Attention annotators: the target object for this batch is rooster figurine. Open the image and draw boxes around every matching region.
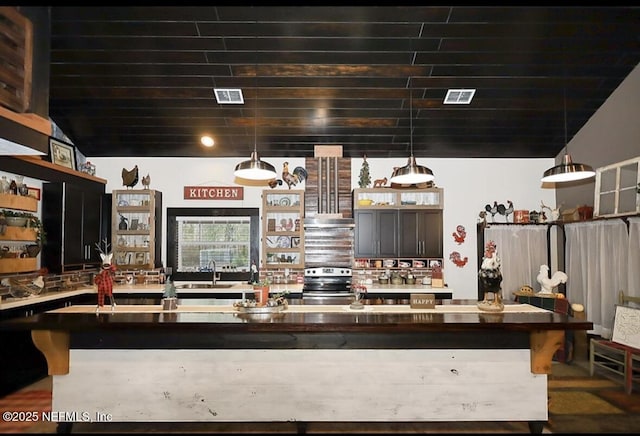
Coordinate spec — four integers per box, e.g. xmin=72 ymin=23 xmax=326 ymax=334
xmin=282 ymin=162 xmax=307 ymax=189
xmin=536 ymin=264 xmax=568 ymax=295
xmin=484 ymin=201 xmax=499 ymax=222
xmin=121 ymin=165 xmax=139 ymax=189
xmin=268 ymin=178 xmax=283 ymax=189
xmin=141 ymin=173 xmax=151 ymax=189
xmin=503 ymin=200 xmax=514 ymax=222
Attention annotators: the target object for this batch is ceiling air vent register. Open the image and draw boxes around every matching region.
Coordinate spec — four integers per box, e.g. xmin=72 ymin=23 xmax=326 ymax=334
xmin=444 ymin=89 xmax=476 ymax=105
xmin=214 ymin=89 xmax=244 ymax=104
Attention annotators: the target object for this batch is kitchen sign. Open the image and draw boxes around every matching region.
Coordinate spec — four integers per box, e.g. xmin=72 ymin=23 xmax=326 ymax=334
xmin=183 ymin=186 xmax=244 ymax=200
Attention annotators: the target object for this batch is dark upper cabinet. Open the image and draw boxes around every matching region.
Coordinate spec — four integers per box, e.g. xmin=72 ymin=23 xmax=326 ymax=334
xmin=42 ymin=182 xmax=107 ymax=273
xmin=354 ymin=210 xmax=398 ymax=258
xmin=398 ymin=210 xmax=443 ymax=258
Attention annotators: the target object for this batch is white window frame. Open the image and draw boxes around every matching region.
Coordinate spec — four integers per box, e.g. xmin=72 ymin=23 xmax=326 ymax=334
xmin=594 ymin=156 xmax=640 ymax=218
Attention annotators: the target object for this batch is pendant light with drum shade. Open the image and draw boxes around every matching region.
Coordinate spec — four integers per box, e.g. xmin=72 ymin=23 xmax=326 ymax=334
xmin=389 ymin=86 xmax=434 ymax=185
xmin=541 ymin=88 xmax=595 ymax=183
xmin=234 ymin=75 xmax=277 ymax=181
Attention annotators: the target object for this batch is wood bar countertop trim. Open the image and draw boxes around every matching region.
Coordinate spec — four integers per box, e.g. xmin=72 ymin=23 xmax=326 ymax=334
xmin=0 ymin=300 xmax=593 ymax=333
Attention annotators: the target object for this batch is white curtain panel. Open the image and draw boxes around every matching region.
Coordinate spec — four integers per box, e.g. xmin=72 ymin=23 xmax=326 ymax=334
xmin=565 ymin=219 xmax=629 ymax=338
xmin=628 ymin=217 xmax=640 ymax=301
xmin=484 ymin=225 xmax=548 ymax=300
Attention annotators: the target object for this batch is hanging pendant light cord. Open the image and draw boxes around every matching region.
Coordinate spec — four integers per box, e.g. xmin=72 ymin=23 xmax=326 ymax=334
xmin=563 ymin=87 xmax=568 ymax=154
xmin=409 ymin=89 xmax=413 ymax=156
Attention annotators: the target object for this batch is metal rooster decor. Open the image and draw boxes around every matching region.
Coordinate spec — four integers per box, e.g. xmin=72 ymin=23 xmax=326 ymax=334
xmin=281 ymin=162 xmax=307 ymax=189
xmin=484 ymin=201 xmax=499 ymax=222
xmin=141 ymin=173 xmax=151 ymax=189
xmin=121 ymin=165 xmax=139 ymax=189
xmin=484 ymin=200 xmax=514 ymax=222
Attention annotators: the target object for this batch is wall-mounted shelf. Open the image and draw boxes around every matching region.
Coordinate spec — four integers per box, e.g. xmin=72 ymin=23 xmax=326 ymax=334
xmin=0 ymin=193 xmax=38 ymax=212
xmin=0 ymin=156 xmax=106 ymax=189
xmin=0 ymin=257 xmax=37 ymax=274
xmin=0 ymin=192 xmax=39 ymax=274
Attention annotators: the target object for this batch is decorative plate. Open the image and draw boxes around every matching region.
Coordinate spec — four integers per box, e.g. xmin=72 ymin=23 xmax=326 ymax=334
xmin=279 ymin=197 xmax=291 ymax=206
xmin=276 ymin=235 xmax=291 ymax=248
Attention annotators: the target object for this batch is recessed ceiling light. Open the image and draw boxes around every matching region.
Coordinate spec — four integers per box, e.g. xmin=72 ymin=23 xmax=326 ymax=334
xmin=200 ymin=135 xmax=215 ymax=147
xmin=213 ymin=88 xmax=244 ymax=104
xmin=444 ymin=89 xmax=476 ymax=104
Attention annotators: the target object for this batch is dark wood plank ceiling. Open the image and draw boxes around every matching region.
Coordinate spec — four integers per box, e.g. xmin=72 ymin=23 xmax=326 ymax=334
xmin=47 ymin=6 xmax=640 ymax=159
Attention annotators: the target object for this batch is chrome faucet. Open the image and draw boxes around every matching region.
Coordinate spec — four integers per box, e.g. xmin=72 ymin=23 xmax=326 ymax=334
xmin=208 ymin=259 xmax=221 ymax=285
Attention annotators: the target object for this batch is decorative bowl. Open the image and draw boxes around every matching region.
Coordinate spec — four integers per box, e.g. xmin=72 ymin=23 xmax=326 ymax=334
xmin=5 ymin=217 xmax=27 ymax=227
xmin=358 ymin=199 xmax=373 ymax=206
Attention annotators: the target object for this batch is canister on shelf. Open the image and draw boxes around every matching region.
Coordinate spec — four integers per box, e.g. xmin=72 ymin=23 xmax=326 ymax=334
xmin=514 ymin=210 xmax=529 ymax=223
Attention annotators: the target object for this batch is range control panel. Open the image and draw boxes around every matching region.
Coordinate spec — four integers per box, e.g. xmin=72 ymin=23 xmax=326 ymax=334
xmin=304 ymin=267 xmax=352 ymax=277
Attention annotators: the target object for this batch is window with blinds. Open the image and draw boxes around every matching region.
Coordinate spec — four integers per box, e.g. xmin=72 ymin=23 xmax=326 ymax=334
xmin=175 ymin=217 xmax=251 ymax=273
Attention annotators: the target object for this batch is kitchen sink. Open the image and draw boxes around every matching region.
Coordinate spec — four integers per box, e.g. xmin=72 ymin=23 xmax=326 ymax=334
xmin=176 ymin=283 xmax=235 ymax=289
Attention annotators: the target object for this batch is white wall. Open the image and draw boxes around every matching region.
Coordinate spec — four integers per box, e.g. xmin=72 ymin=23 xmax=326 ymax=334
xmin=555 ymin=62 xmax=640 ymax=209
xmin=91 ymin=156 xmax=556 ymax=299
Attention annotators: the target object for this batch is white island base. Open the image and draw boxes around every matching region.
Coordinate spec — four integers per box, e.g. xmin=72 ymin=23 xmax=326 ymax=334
xmin=53 ymin=348 xmax=547 ymax=423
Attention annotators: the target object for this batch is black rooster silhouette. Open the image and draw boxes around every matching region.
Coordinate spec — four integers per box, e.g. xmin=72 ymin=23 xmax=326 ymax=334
xmin=282 ymin=162 xmax=307 ymax=189
xmin=122 ymin=165 xmax=139 ymax=189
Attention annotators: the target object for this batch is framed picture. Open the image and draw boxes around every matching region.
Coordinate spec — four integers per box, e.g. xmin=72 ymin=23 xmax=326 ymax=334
xmin=49 ymin=138 xmax=77 ymax=170
xmin=135 ymin=252 xmax=146 ymax=265
xmin=130 ymin=219 xmax=139 ymax=230
xmin=27 ymin=186 xmax=41 ymax=200
xmin=291 ymin=236 xmax=301 ymax=248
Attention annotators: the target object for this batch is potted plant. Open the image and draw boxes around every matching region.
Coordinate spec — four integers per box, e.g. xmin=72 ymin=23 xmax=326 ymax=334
xmin=252 ymin=277 xmax=271 ymax=305
xmin=161 ymin=277 xmax=178 ymax=310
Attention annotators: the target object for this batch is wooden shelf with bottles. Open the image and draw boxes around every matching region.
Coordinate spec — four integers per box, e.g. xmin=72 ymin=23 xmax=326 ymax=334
xmin=262 ymin=190 xmax=305 ymax=269
xmin=353 ymin=187 xmax=444 ymax=210
xmin=0 ymin=192 xmax=40 ymax=274
xmin=111 ymin=189 xmax=162 ymax=270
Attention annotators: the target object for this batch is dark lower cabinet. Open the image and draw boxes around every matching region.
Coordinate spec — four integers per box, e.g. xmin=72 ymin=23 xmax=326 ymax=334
xmin=399 ymin=209 xmax=443 ymax=258
xmin=42 ymin=182 xmax=108 ymax=273
xmin=0 ymin=293 xmax=95 ymax=397
xmin=354 ymin=210 xmax=398 ymax=257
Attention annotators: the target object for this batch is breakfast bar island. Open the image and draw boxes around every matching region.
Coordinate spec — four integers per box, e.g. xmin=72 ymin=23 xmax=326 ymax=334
xmin=0 ymin=298 xmax=592 ymax=434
